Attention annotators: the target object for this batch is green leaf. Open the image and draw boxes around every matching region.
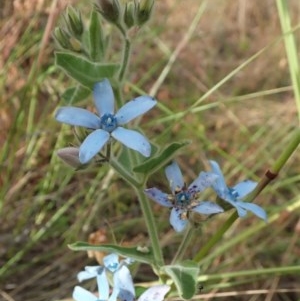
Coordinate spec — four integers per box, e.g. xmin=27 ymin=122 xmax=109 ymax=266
xmin=55 ymin=52 xmax=119 ymax=88
xmin=88 ymin=10 xmax=105 ymax=61
xmin=160 ymin=260 xmax=199 ymax=300
xmin=62 ymin=85 xmax=91 ymax=104
xmin=133 ymin=140 xmax=191 ymax=174
xmin=69 ymin=242 xmax=155 ymax=265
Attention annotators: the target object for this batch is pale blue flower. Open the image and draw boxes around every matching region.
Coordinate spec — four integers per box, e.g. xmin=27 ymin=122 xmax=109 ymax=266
xmin=55 ymin=79 xmax=156 ymax=163
xmin=209 ymin=160 xmax=267 ymax=221
xmin=73 ymin=284 xmax=170 ymax=301
xmin=73 ymin=254 xmax=135 ymax=301
xmin=73 ymin=254 xmax=170 ymax=301
xmin=73 ymin=265 xmax=110 ymax=301
xmin=145 ymin=161 xmax=224 ymax=232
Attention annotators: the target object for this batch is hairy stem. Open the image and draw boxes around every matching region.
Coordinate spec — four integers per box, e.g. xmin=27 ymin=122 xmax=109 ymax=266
xmin=134 ymin=187 xmax=164 ymax=267
xmin=110 ymin=158 xmax=164 ymax=266
xmin=118 ymin=37 xmax=131 ymax=82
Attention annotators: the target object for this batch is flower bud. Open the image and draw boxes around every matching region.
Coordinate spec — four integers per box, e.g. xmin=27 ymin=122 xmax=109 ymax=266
xmin=53 ymin=27 xmax=71 ymax=49
xmin=95 ymin=0 xmax=122 ymax=24
xmin=57 ymin=147 xmax=82 ymax=168
xmin=64 ymin=6 xmax=84 ymax=37
xmin=136 ymin=0 xmax=154 ymax=26
xmin=123 ymin=1 xmax=136 ymax=29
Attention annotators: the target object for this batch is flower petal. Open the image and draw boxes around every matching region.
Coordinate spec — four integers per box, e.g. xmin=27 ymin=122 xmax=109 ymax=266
xmin=237 ymin=202 xmax=267 ymax=221
xmin=113 ymin=266 xmax=135 ymax=301
xmin=209 ymin=160 xmax=229 ymax=199
xmin=55 ymin=107 xmax=100 ymax=129
xmin=115 ymin=96 xmax=157 ymax=125
xmin=72 ymin=286 xmax=97 ymax=301
xmin=235 ymin=204 xmax=248 ymax=217
xmin=165 ymin=161 xmax=184 ymax=193
xmin=103 ymin=253 xmax=119 ymax=272
xmin=170 ymin=208 xmax=188 ymax=232
xmin=192 ymin=201 xmax=224 ymax=215
xmin=233 ymin=180 xmax=257 ymax=199
xmin=138 ymin=285 xmax=170 ymax=301
xmin=77 ymin=266 xmax=101 ymax=282
xmin=96 ymin=269 xmax=110 ymax=300
xmin=111 ymin=127 xmax=151 ymax=157
xmin=93 ymin=79 xmax=115 ymax=116
xmin=79 ymin=129 xmax=110 ymax=163
xmin=144 ymin=188 xmax=173 ymax=208
xmin=108 ymin=286 xmax=120 ymax=301
xmin=188 ymin=172 xmax=218 ymax=194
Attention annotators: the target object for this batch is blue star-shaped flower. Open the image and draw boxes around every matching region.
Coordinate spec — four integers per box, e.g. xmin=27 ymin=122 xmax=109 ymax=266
xmin=55 ymin=79 xmax=157 ymax=163
xmin=73 ymin=254 xmax=135 ymax=301
xmin=209 ymin=160 xmax=267 ymax=221
xmin=145 ymin=161 xmax=224 ymax=232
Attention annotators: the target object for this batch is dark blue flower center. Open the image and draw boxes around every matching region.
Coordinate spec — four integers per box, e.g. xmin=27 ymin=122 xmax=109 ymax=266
xmin=174 ymin=190 xmax=191 ymax=207
xmin=106 ymin=262 xmax=118 ymax=271
xmin=229 ymin=187 xmax=239 ymax=200
xmin=100 ymin=113 xmax=117 ymax=132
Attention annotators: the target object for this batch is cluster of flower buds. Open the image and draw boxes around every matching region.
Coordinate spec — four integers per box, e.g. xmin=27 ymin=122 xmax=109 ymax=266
xmin=95 ymin=0 xmax=155 ymax=30
xmin=53 ymin=6 xmax=84 ymax=52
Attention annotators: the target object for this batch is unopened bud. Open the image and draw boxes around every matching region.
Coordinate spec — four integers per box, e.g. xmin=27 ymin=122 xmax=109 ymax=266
xmin=136 ymin=0 xmax=154 ymax=26
xmin=57 ymin=147 xmax=81 ymax=168
xmin=53 ymin=27 xmax=71 ymax=49
xmin=124 ymin=1 xmax=136 ymax=29
xmin=95 ymin=0 xmax=121 ymax=24
xmin=64 ymin=6 xmax=84 ymax=37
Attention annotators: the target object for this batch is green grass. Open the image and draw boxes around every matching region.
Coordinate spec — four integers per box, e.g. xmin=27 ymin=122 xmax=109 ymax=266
xmin=1 ymin=0 xmax=300 ymax=300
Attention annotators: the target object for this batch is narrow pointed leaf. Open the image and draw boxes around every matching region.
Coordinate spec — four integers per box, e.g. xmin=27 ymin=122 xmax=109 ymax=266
xmin=55 ymin=52 xmax=119 ymax=88
xmin=88 ymin=10 xmax=106 ymax=61
xmin=133 ymin=140 xmax=191 ymax=174
xmin=62 ymin=85 xmax=91 ymax=104
xmin=69 ymin=242 xmax=155 ymax=264
xmin=160 ymin=260 xmax=199 ymax=300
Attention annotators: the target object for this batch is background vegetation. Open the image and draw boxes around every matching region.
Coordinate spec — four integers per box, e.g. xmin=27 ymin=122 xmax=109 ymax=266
xmin=0 ymin=0 xmax=300 ymax=300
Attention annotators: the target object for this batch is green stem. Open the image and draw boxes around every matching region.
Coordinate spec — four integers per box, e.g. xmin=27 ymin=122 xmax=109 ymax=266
xmin=134 ymin=188 xmax=164 ymax=267
xmin=110 ymin=158 xmax=141 ymax=187
xmin=198 ymin=264 xmax=300 ymax=282
xmin=110 ymin=158 xmax=164 ymax=266
xmin=271 ymin=128 xmax=300 ymax=173
xmin=172 ymin=225 xmax=195 ymax=264
xmin=118 ymin=37 xmax=131 ymax=82
xmin=109 ymin=19 xmax=163 ymax=267
xmin=247 ymin=128 xmax=300 ymax=200
xmin=114 ymin=35 xmax=131 ymax=108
